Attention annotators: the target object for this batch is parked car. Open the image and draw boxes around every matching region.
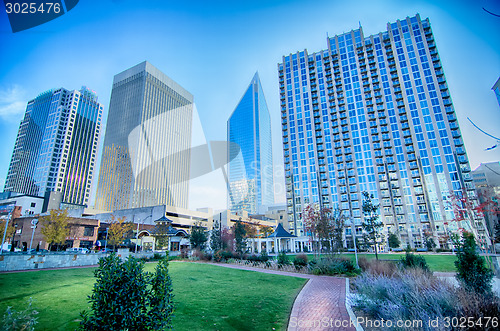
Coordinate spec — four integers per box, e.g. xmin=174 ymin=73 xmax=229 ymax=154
xmin=66 ymin=247 xmax=90 ymax=254
xmin=99 ymin=248 xmax=113 ymax=253
xmin=27 ymin=249 xmax=50 ymax=254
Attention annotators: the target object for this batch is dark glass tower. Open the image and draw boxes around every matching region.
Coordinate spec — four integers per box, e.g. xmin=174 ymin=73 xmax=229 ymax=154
xmin=227 ymin=73 xmax=274 ymax=214
xmin=5 ymin=87 xmax=103 ymax=206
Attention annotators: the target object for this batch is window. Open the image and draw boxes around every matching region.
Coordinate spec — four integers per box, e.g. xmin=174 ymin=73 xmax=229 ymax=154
xmin=83 ymin=227 xmax=94 ymax=237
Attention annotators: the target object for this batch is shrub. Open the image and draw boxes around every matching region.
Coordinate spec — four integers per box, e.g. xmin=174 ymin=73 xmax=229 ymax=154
xmin=310 ymin=257 xmax=358 ymax=276
xmin=277 ymin=251 xmax=290 ymax=267
xmin=213 ymin=250 xmax=224 ymax=262
xmin=454 ymin=288 xmax=500 ymax=330
xmin=454 ymin=231 xmax=494 ymax=294
xmin=355 ymin=269 xmax=456 ymax=330
xmin=358 ymin=257 xmax=397 ymax=277
xmin=259 ymin=251 xmax=270 ymax=262
xmin=293 ymin=253 xmax=308 ymax=270
xmin=190 ymin=249 xmax=204 ymax=261
xmin=400 ymin=250 xmax=429 ymax=272
xmin=179 ymin=248 xmax=189 ymax=259
xmin=80 ymin=253 xmax=174 ymax=330
xmin=1 ymin=298 xmax=38 ymax=331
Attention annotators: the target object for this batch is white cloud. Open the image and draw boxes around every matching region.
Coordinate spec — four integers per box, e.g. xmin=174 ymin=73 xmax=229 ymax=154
xmin=0 ymin=85 xmax=27 ymax=121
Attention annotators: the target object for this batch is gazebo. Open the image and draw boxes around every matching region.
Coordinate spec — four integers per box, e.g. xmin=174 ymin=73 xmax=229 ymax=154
xmin=250 ymin=224 xmax=312 ymax=254
xmin=149 ymin=215 xmax=189 ymax=252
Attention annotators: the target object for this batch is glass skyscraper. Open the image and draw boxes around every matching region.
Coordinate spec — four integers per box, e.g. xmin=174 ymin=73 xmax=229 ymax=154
xmin=493 ymin=77 xmax=500 ymax=108
xmin=95 ymin=61 xmax=193 ymax=211
xmin=227 ymin=73 xmax=274 ymax=214
xmin=5 ymin=87 xmax=103 ymax=206
xmin=279 ymin=14 xmax=487 ymax=248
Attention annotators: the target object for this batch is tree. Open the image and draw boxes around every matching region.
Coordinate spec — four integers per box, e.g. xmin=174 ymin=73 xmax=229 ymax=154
xmin=107 ymin=216 xmax=133 ymax=251
xmin=447 ymin=188 xmax=496 ymax=250
xmin=233 ymin=220 xmax=247 ymax=254
xmin=260 ymin=225 xmax=274 ymax=238
xmin=454 ymin=231 xmax=494 ymax=295
xmin=40 ymin=209 xmax=70 ymax=251
xmin=361 ymin=191 xmax=383 ymax=260
xmin=80 ymin=254 xmax=174 ymax=330
xmin=210 ymin=220 xmax=222 ymax=251
xmin=388 ymin=232 xmax=400 ymax=249
xmin=190 ymin=221 xmax=207 ymax=250
xmin=0 ymin=218 xmax=15 ymax=247
xmin=303 ymin=204 xmax=345 ymax=255
xmin=423 ymin=230 xmax=436 ymax=251
xmin=221 ymin=227 xmax=234 ymax=251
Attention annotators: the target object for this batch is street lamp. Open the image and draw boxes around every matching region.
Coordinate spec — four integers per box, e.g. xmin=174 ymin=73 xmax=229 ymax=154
xmin=29 ymin=219 xmax=38 ymax=252
xmin=1 ymin=215 xmax=11 ymax=254
xmin=135 ymin=215 xmax=152 ymax=253
xmin=11 ymin=223 xmax=18 ymax=252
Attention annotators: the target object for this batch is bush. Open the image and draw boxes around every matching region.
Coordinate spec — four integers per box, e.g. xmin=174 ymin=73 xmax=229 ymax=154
xmin=277 ymin=251 xmax=290 ymax=267
xmin=400 ymin=250 xmax=429 ymax=272
xmin=293 ymin=253 xmax=308 ymax=270
xmin=1 ymin=298 xmax=38 ymax=331
xmin=355 ymin=268 xmax=500 ymax=331
xmin=259 ymin=251 xmax=270 ymax=262
xmin=80 ymin=253 xmax=174 ymax=330
xmin=454 ymin=288 xmax=500 ymax=330
xmin=355 ymin=269 xmax=456 ymax=330
xmin=454 ymin=231 xmax=494 ymax=295
xmin=213 ymin=250 xmax=224 ymax=262
xmin=179 ymin=248 xmax=189 ymax=259
xmin=358 ymin=257 xmax=397 ymax=277
xmin=310 ymin=257 xmax=358 ymax=276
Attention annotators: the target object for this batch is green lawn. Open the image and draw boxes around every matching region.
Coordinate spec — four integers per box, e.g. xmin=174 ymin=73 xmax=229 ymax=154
xmin=0 ymin=262 xmax=306 ymax=330
xmin=288 ymin=252 xmax=458 ymax=272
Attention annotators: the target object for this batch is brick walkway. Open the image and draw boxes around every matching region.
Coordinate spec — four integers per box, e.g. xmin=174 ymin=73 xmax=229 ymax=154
xmin=204 ymin=263 xmax=357 ymax=331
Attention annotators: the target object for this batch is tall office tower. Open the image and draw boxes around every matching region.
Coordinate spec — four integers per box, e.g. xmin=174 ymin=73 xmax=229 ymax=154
xmin=279 ymin=14 xmax=487 ymax=248
xmin=227 ymin=73 xmax=274 ymax=214
xmin=5 ymin=87 xmax=103 ymax=206
xmin=95 ymin=61 xmax=193 ymax=211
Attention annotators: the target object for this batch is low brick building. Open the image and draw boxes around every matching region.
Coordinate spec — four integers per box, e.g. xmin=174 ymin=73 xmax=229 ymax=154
xmin=11 ymin=216 xmax=99 ymax=251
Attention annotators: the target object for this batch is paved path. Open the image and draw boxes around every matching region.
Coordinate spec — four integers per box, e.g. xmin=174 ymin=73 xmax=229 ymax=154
xmin=202 ymin=263 xmax=357 ymax=331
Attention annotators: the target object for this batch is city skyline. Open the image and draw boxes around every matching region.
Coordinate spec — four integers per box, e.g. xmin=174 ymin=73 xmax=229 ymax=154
xmin=279 ymin=14 xmax=488 ymax=248
xmin=95 ymin=61 xmax=193 ymax=211
xmin=4 ymin=87 xmax=102 ymax=206
xmin=227 ymin=72 xmax=274 ymax=214
xmin=0 ymin=0 xmax=499 ymax=210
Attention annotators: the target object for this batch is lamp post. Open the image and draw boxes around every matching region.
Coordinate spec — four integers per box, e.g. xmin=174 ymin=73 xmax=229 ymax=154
xmin=11 ymin=223 xmax=18 ymax=252
xmin=104 ymin=227 xmax=109 ymax=252
xmin=350 ymin=219 xmax=359 ymax=269
xmin=135 ymin=215 xmax=152 ymax=253
xmin=29 ymin=219 xmax=38 ymax=252
xmin=1 ymin=214 xmax=11 ymax=254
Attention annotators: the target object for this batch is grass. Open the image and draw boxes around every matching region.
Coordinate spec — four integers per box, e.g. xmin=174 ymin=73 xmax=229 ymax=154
xmin=288 ymin=252 xmax=458 ymax=272
xmin=0 ymin=262 xmax=306 ymax=331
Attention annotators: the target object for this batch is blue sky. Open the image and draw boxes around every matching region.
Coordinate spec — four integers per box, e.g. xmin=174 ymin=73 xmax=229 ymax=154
xmin=0 ymin=0 xmax=499 ymax=210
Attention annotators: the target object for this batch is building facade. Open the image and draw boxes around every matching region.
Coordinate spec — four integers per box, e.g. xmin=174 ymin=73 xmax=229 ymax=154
xmin=95 ymin=61 xmax=193 ymax=211
xmin=227 ymin=73 xmax=274 ymax=214
xmin=4 ymin=87 xmax=103 ymax=206
xmin=279 ymin=14 xmax=485 ymax=248
xmin=472 ymin=162 xmax=500 ymax=241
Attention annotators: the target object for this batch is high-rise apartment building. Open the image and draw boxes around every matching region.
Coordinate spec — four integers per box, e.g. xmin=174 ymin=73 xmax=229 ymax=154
xmin=5 ymin=87 xmax=103 ymax=206
xmin=279 ymin=14 xmax=487 ymax=248
xmin=95 ymin=61 xmax=193 ymax=211
xmin=227 ymin=73 xmax=274 ymax=214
